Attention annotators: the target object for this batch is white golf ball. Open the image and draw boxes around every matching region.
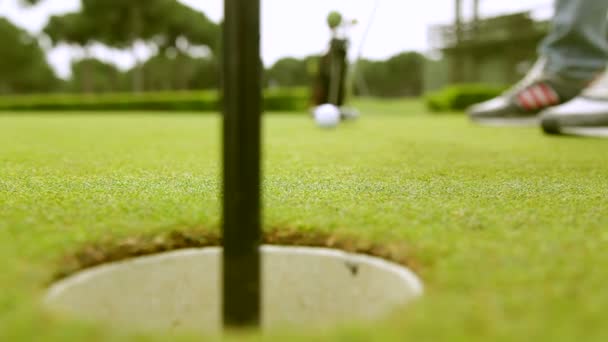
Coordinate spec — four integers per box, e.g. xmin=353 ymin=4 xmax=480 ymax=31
xmin=313 ymin=104 xmax=340 ymax=128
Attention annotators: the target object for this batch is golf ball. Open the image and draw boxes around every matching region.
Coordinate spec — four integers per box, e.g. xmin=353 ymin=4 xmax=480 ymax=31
xmin=314 ymin=104 xmax=340 ymax=128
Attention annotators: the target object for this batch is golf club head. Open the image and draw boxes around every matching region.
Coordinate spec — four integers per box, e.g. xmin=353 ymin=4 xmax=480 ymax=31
xmin=340 ymin=107 xmax=360 ymax=121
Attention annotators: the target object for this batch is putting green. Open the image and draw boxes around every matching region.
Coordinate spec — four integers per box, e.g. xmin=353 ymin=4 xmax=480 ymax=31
xmin=1 ymin=100 xmax=607 ymax=341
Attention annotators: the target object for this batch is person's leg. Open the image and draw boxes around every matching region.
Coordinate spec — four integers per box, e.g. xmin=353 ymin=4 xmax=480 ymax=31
xmin=540 ymin=0 xmax=608 ymax=81
xmin=469 ymin=0 xmax=608 ymax=125
xmin=539 ymin=1 xmax=608 ymax=136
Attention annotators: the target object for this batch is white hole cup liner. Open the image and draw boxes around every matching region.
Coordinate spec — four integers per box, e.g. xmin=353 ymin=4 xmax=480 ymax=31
xmin=45 ymin=246 xmax=423 ymax=334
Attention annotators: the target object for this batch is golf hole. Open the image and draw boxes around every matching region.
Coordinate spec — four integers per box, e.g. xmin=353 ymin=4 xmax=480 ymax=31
xmin=45 ymin=245 xmax=423 ymax=334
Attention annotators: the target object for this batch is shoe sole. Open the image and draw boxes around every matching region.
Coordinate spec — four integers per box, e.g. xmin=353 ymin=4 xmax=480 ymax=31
xmin=471 ymin=116 xmax=539 ymax=127
xmin=542 ymin=113 xmax=608 ymax=137
xmin=546 ymin=126 xmax=608 ymax=138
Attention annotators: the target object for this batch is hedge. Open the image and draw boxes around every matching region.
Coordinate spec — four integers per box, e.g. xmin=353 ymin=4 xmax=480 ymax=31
xmin=0 ymin=88 xmax=310 ymax=112
xmin=425 ymin=84 xmax=506 ymax=112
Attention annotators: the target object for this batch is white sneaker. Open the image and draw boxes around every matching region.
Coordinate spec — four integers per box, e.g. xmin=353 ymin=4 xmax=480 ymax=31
xmin=468 ymin=59 xmax=589 ymax=126
xmin=540 ymin=70 xmax=608 ymax=137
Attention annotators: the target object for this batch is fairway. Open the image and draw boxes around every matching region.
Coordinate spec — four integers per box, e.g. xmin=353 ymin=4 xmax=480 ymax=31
xmin=1 ymin=100 xmax=608 ymax=341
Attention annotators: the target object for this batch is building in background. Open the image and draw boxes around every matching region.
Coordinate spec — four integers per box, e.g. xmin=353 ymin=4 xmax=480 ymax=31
xmin=427 ymin=0 xmax=550 ymax=89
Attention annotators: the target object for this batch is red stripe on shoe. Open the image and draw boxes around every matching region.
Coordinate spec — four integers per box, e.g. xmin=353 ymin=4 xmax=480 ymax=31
xmin=539 ymin=83 xmax=559 ymax=105
xmin=518 ymin=89 xmax=539 ymax=110
xmin=530 ymin=85 xmax=549 ymax=107
xmin=517 ymin=91 xmax=534 ymax=110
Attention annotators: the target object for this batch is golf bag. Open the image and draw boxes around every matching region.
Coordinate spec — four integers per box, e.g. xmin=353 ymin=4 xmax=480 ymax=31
xmin=312 ymin=38 xmax=349 ymax=107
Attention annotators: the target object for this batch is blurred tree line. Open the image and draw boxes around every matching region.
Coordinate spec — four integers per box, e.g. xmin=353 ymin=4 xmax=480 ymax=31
xmin=2 ymin=0 xmax=219 ymax=94
xmin=266 ymin=52 xmax=426 ymax=98
xmin=2 ymin=0 xmax=426 ymax=97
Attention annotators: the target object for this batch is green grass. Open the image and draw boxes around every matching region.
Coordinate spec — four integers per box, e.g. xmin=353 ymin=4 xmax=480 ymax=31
xmin=1 ymin=99 xmax=608 ymax=341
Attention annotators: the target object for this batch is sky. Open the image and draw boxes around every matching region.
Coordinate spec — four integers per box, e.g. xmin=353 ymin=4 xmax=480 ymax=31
xmin=0 ymin=0 xmax=552 ymax=78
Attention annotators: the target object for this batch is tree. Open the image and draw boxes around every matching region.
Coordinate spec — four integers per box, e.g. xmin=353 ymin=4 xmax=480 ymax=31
xmin=132 ymin=52 xmax=219 ymax=91
xmin=67 ymin=59 xmax=126 ymax=93
xmin=189 ymin=57 xmax=220 ymax=90
xmin=356 ymin=52 xmax=426 ymax=97
xmin=154 ymin=2 xmax=220 ymax=92
xmin=0 ymin=18 xmax=57 ymax=94
xmin=41 ymin=0 xmax=221 ymax=93
xmin=44 ymin=13 xmax=98 ymax=92
xmin=385 ymin=52 xmax=426 ymax=96
xmin=79 ymin=0 xmax=218 ymax=93
xmin=266 ymin=57 xmax=315 ymax=88
xmin=79 ymin=0 xmax=174 ymax=92
xmin=160 ymin=1 xmax=220 ymax=55
xmin=82 ymin=0 xmax=220 ymax=91
xmin=16 ymin=0 xmax=42 ymax=6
